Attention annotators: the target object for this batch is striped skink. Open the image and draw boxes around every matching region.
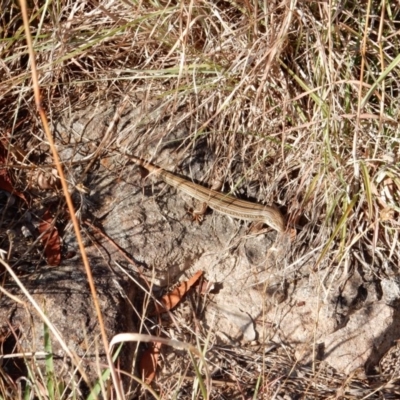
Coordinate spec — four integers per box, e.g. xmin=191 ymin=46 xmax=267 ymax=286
xmin=127 ymin=154 xmax=286 ymax=233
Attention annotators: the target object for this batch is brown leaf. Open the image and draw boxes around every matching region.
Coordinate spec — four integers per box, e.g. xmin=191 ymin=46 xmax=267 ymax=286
xmin=139 ymin=341 xmax=162 ymax=384
xmin=36 ymin=169 xmax=60 ymax=190
xmin=156 ymin=270 xmax=203 ymax=314
xmin=38 ymin=209 xmax=61 ymax=266
xmin=0 ymin=143 xmax=27 ymax=203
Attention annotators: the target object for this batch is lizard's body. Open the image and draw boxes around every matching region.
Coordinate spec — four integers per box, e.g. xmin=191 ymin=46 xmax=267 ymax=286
xmin=128 ymin=154 xmax=286 ymax=233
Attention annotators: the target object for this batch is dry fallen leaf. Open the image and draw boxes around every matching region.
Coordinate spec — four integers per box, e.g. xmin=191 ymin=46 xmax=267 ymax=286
xmin=139 ymin=341 xmax=162 ymax=384
xmin=155 ymin=270 xmax=203 ymax=314
xmin=36 ymin=169 xmax=60 ymax=190
xmin=0 ymin=143 xmax=27 ymax=203
xmin=38 ymin=209 xmax=61 ymax=266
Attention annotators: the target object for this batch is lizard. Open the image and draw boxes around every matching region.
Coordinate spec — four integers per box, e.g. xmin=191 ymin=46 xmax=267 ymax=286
xmin=126 ymin=153 xmax=286 ymax=233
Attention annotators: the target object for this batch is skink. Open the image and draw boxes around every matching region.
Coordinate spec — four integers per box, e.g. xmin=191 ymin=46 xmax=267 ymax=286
xmin=127 ymin=154 xmax=286 ymax=233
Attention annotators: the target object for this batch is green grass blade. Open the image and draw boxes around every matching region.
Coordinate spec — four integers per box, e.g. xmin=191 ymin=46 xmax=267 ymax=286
xmin=43 ymin=321 xmax=57 ymax=400
xmin=361 ymin=53 xmax=400 ymax=108
xmin=314 ymin=194 xmax=359 ymax=270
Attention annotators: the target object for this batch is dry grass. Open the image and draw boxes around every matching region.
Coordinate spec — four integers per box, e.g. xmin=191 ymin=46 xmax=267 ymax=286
xmin=1 ymin=0 xmax=399 ymax=398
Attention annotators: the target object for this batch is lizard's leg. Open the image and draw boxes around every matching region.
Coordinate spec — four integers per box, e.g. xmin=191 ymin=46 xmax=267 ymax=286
xmin=246 ymin=220 xmax=285 ymax=237
xmin=188 ymin=170 xmax=224 ymax=223
xmin=190 ymin=202 xmax=208 ymax=223
xmin=247 ymin=221 xmax=271 ymax=234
